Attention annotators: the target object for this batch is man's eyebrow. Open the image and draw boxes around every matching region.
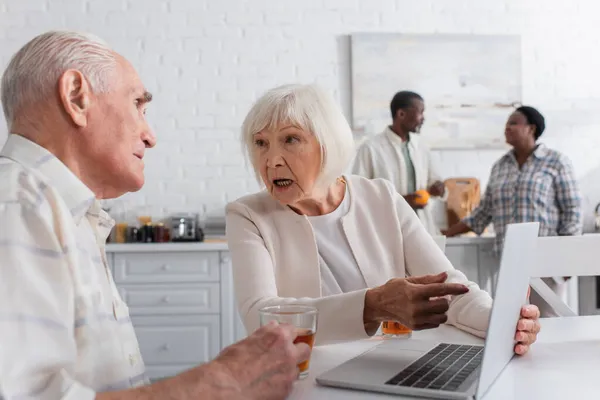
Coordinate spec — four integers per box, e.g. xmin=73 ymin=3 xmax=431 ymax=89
xmin=141 ymin=91 xmax=153 ymax=103
xmin=133 ymin=89 xmax=153 ymax=104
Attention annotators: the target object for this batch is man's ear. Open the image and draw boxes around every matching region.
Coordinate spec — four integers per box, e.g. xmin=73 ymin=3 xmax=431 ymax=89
xmin=57 ymin=69 xmax=91 ymax=127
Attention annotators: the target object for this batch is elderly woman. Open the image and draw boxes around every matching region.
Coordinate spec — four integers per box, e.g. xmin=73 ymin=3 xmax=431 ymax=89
xmin=226 ymin=84 xmax=540 ymax=353
xmin=444 ymin=106 xmax=582 ymax=316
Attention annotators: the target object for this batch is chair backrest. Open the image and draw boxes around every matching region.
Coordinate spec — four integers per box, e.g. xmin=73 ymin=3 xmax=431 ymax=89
xmin=529 ymin=234 xmax=600 ymax=317
xmin=531 ymin=234 xmax=600 ymax=278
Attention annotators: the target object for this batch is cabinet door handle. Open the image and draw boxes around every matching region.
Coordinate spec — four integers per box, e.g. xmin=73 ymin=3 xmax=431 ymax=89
xmin=160 ymin=344 xmax=170 ymax=352
xmin=221 ymin=256 xmax=231 ymax=264
xmin=161 ymin=296 xmax=170 ymax=304
xmin=161 ymin=264 xmax=171 ymax=271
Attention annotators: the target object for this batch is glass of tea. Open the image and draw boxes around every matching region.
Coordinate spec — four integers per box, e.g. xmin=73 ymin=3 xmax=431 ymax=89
xmin=258 ymin=305 xmax=318 ymax=380
xmin=381 ymin=321 xmax=412 ymax=338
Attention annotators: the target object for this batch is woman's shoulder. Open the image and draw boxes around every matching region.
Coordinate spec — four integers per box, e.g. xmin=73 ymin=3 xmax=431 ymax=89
xmin=541 ymin=146 xmax=573 ymax=164
xmin=345 ymin=175 xmax=397 ymax=202
xmin=226 ymin=190 xmax=283 ymax=216
xmin=345 ymin=175 xmax=419 ymax=231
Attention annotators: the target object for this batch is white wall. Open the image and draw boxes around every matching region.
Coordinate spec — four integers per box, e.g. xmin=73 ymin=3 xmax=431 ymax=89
xmin=2 ymin=0 xmax=600 ymax=229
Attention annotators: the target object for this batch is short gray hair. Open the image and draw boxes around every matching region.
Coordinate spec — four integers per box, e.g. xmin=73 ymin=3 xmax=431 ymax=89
xmin=241 ymin=84 xmax=355 ymax=190
xmin=1 ymin=30 xmax=117 ymax=128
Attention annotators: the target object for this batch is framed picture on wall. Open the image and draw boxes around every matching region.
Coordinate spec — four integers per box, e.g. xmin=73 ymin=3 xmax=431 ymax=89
xmin=351 ymin=33 xmax=521 ymax=149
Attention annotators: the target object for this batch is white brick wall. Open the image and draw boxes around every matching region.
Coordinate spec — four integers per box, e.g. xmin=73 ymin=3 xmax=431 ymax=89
xmin=2 ymin=0 xmax=600 ymax=230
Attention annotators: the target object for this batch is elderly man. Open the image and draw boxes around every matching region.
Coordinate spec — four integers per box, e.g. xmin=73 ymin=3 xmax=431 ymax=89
xmin=0 ymin=31 xmax=308 ymax=400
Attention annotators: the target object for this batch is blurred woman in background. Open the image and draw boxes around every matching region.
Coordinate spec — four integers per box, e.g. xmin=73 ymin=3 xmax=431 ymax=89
xmin=443 ymin=106 xmax=583 ymax=316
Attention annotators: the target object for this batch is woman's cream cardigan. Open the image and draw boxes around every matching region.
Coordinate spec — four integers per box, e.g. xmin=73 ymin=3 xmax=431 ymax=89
xmin=226 ymin=175 xmax=492 ymax=345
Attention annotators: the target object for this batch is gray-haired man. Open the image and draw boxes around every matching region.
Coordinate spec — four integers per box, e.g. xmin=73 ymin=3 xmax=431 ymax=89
xmin=0 ymin=31 xmax=308 ymax=400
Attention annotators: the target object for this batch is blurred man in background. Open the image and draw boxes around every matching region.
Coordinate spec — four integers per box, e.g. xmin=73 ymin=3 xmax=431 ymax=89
xmin=352 ymin=91 xmax=445 ymax=235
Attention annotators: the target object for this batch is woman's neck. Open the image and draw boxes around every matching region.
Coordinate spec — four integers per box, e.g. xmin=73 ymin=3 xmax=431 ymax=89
xmin=288 ymin=178 xmax=346 ymax=216
xmin=513 ymin=143 xmax=537 ymax=167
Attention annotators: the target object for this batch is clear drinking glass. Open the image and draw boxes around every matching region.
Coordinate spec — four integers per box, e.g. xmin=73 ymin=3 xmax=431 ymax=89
xmin=259 ymin=305 xmax=318 ymax=380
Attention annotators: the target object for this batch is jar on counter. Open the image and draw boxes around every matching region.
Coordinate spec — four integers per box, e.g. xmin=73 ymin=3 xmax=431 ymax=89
xmin=126 ymin=226 xmax=140 ymax=243
xmin=138 ymin=215 xmax=152 ymax=225
xmin=154 ymin=223 xmax=169 ymax=243
xmin=115 ymin=222 xmax=128 ymax=243
xmin=139 ymin=222 xmax=155 ymax=243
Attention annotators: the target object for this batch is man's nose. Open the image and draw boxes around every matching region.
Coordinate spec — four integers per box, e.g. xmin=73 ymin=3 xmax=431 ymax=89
xmin=142 ymin=127 xmax=157 ymax=148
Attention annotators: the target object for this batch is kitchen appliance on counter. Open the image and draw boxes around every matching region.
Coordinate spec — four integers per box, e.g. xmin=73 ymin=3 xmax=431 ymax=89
xmin=444 ymin=177 xmax=481 ymax=227
xmin=170 ymin=213 xmax=204 ymax=242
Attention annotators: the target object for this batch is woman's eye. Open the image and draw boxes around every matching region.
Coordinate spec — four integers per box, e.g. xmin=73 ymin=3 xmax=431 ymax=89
xmin=285 ymin=136 xmax=299 ymax=144
xmin=254 ymin=139 xmax=266 ymax=147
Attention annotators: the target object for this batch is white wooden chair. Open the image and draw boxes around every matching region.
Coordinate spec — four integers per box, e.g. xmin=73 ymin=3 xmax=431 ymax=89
xmin=529 ymin=234 xmax=600 ymax=317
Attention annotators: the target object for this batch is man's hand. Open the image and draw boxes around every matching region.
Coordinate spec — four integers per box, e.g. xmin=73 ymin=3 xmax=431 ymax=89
xmin=428 ymin=181 xmax=445 ymax=197
xmin=404 ymin=193 xmax=426 ymax=210
xmin=208 ymin=321 xmax=311 ymax=400
xmin=97 ymin=322 xmax=310 ymax=400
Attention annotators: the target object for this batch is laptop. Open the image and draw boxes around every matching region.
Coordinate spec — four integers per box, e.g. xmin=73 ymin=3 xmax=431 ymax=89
xmin=316 ymin=222 xmax=540 ymax=400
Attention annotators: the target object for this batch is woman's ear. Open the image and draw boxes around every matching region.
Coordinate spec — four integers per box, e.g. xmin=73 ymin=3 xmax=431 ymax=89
xmin=529 ymin=124 xmax=537 ymax=139
xmin=57 ymin=69 xmax=92 ymax=127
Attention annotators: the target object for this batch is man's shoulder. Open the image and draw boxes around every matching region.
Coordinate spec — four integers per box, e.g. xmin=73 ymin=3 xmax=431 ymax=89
xmin=356 ymin=133 xmax=393 ymax=159
xmin=360 ymin=132 xmax=389 ymax=147
xmin=0 ymin=158 xmax=52 ymax=209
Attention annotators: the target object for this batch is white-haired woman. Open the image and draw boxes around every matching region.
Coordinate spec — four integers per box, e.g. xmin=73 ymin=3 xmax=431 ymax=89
xmin=226 ymin=84 xmax=540 ymax=353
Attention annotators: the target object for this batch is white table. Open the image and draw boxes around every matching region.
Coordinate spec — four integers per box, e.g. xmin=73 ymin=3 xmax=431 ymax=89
xmin=290 ymin=316 xmax=600 ymax=399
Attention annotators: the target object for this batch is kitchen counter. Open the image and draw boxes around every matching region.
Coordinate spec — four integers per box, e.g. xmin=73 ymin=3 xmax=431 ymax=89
xmin=106 ymin=234 xmax=499 ymax=297
xmin=106 ymin=241 xmax=228 ymax=252
xmin=446 ymin=235 xmax=495 ymax=246
xmin=106 ymin=234 xmax=495 ymax=252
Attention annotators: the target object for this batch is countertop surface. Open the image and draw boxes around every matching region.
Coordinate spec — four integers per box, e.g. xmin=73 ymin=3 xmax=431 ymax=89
xmin=106 ymin=238 xmax=228 ymax=252
xmin=446 ymin=234 xmax=495 ymax=245
xmin=106 ymin=235 xmax=494 ymax=252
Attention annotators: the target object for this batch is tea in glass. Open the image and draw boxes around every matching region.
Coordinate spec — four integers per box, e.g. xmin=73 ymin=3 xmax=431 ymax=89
xmin=382 ymin=321 xmax=412 ymax=338
xmin=259 ymin=305 xmax=318 ymax=379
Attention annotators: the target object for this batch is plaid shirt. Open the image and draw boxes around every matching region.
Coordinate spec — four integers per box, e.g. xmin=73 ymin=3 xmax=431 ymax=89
xmin=463 ymin=144 xmax=582 ymax=253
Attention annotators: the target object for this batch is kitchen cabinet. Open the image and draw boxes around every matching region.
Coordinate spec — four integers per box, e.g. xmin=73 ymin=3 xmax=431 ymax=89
xmin=132 ymin=315 xmax=220 ymax=382
xmin=476 ymin=242 xmax=500 ymax=297
xmin=445 ymin=244 xmax=479 ymax=284
xmin=106 ymin=243 xmax=246 ymax=382
xmin=445 ymin=236 xmax=500 ymax=297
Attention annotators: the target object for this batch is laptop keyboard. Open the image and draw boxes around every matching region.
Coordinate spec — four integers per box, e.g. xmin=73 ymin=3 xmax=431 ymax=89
xmin=385 ymin=343 xmax=484 ymax=392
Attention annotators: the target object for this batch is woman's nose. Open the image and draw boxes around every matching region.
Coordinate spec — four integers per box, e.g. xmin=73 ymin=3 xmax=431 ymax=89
xmin=265 ymin=147 xmax=284 ymax=168
xmin=266 ymin=155 xmax=284 ymax=168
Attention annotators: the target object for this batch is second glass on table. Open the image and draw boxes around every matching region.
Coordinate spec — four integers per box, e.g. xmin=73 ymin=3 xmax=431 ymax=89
xmin=382 ymin=321 xmax=412 ymax=338
xmin=259 ymin=305 xmax=318 ymax=380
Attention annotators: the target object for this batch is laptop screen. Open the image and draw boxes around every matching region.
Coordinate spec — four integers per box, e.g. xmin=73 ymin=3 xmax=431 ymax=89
xmin=475 ymin=222 xmax=539 ymax=398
